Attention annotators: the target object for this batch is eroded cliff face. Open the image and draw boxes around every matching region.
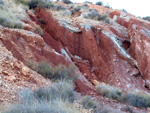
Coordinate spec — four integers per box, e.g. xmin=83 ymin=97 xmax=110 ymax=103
xmin=0 ymin=2 xmax=150 ymax=112
xmin=28 ymin=8 xmax=149 ymax=93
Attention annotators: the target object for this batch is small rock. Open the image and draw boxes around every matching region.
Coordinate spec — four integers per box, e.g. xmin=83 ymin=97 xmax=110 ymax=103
xmin=92 ymin=80 xmax=99 ymax=85
xmin=83 ymin=73 xmax=87 ymax=76
xmin=22 ymin=66 xmax=30 ymax=76
xmin=7 ymin=75 xmax=16 ymax=82
xmin=2 ymin=70 xmax=9 ymax=75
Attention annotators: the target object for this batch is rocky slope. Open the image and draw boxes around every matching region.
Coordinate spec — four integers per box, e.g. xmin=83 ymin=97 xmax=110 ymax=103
xmin=0 ymin=0 xmax=150 ymax=112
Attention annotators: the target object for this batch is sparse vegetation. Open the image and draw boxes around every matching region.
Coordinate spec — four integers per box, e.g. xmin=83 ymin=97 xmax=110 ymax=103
xmin=28 ymin=0 xmax=67 ymax=11
xmin=81 ymin=96 xmax=98 ymax=109
xmin=83 ymin=9 xmax=110 ymax=23
xmin=0 ymin=0 xmax=27 ymax=29
xmin=143 ymin=16 xmax=150 ymax=22
xmin=96 ymin=83 xmax=122 ymax=100
xmin=25 ymin=60 xmax=38 ymax=71
xmin=96 ymin=83 xmax=150 ymax=108
xmin=104 ymin=4 xmax=112 ymax=9
xmin=34 ymin=25 xmax=43 ymax=35
xmin=4 ymin=80 xmax=81 ymax=113
xmin=96 ymin=1 xmax=103 ymax=6
xmin=122 ymin=106 xmax=133 ymax=113
xmin=39 ymin=18 xmax=46 ymax=25
xmin=71 ymin=6 xmax=81 ymax=15
xmin=14 ymin=0 xmax=28 ymax=5
xmin=69 ymin=4 xmax=89 ymax=13
xmin=84 ymin=1 xmax=93 ymax=4
xmin=37 ymin=61 xmax=78 ymax=82
xmin=28 ymin=0 xmax=39 ymax=9
xmin=55 ymin=10 xmax=72 ymax=18
xmin=122 ymin=9 xmax=127 ymax=13
xmin=124 ymin=93 xmax=150 ymax=108
xmin=61 ymin=0 xmax=73 ymax=4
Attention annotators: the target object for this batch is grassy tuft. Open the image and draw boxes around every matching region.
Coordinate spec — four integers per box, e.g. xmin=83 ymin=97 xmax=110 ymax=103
xmin=34 ymin=25 xmax=43 ymax=35
xmin=96 ymin=83 xmax=122 ymax=100
xmin=0 ymin=0 xmax=27 ymax=29
xmin=96 ymin=83 xmax=150 ymax=108
xmin=37 ymin=61 xmax=78 ymax=82
xmin=4 ymin=80 xmax=80 ymax=113
xmin=96 ymin=1 xmax=103 ymax=6
xmin=81 ymin=96 xmax=98 ymax=109
xmin=84 ymin=9 xmax=110 ymax=23
xmin=61 ymin=0 xmax=73 ymax=4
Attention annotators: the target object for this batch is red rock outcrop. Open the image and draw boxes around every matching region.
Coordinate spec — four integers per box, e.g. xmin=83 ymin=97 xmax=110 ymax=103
xmin=0 ymin=2 xmax=150 ymax=112
xmin=110 ymin=11 xmax=150 ymax=89
xmin=0 ymin=40 xmax=50 ymax=110
xmin=32 ymin=8 xmax=147 ymax=93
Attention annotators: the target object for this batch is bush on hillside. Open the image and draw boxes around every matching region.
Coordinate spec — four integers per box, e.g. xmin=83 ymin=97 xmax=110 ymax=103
xmin=28 ymin=0 xmax=67 ymax=11
xmin=143 ymin=16 xmax=150 ymax=22
xmin=39 ymin=18 xmax=46 ymax=25
xmin=0 ymin=0 xmax=27 ymax=29
xmin=0 ymin=0 xmax=4 ymax=4
xmin=0 ymin=17 xmax=23 ymax=29
xmin=84 ymin=1 xmax=93 ymax=4
xmin=15 ymin=0 xmax=28 ymax=5
xmin=81 ymin=96 xmax=98 ymax=109
xmin=96 ymin=1 xmax=103 ymax=6
xmin=34 ymin=25 xmax=43 ymax=35
xmin=61 ymin=0 xmax=73 ymax=4
xmin=37 ymin=61 xmax=78 ymax=82
xmin=28 ymin=0 xmax=39 ymax=9
xmin=124 ymin=93 xmax=149 ymax=108
xmin=4 ymin=80 xmax=79 ymax=113
xmin=84 ymin=9 xmax=110 ymax=23
xmin=71 ymin=6 xmax=81 ymax=15
xmin=96 ymin=83 xmax=150 ymax=108
xmin=96 ymin=83 xmax=122 ymax=100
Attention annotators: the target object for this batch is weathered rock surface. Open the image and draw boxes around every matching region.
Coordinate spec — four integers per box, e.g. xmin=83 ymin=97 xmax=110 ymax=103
xmin=0 ymin=2 xmax=150 ymax=112
xmin=32 ymin=8 xmax=148 ymax=93
xmin=0 ymin=40 xmax=51 ymax=110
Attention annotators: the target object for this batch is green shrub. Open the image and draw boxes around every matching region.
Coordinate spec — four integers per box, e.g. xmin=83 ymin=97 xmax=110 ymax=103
xmin=37 ymin=61 xmax=53 ymax=78
xmin=14 ymin=0 xmax=28 ymax=5
xmin=122 ymin=9 xmax=127 ymax=13
xmin=122 ymin=106 xmax=133 ymax=113
xmin=4 ymin=80 xmax=79 ymax=113
xmin=0 ymin=0 xmax=27 ymax=29
xmin=84 ymin=1 xmax=93 ymax=4
xmin=25 ymin=60 xmax=38 ymax=71
xmin=81 ymin=96 xmax=98 ymax=109
xmin=96 ymin=1 xmax=103 ymax=6
xmin=39 ymin=18 xmax=46 ymax=25
xmin=28 ymin=0 xmax=67 ymax=11
xmin=84 ymin=9 xmax=110 ymax=23
xmin=37 ymin=62 xmax=78 ymax=82
xmin=0 ymin=0 xmax=4 ymax=4
xmin=104 ymin=4 xmax=112 ymax=9
xmin=124 ymin=93 xmax=149 ymax=108
xmin=28 ymin=0 xmax=39 ymax=9
xmin=96 ymin=83 xmax=122 ymax=100
xmin=34 ymin=25 xmax=43 ymax=35
xmin=143 ymin=16 xmax=150 ymax=22
xmin=0 ymin=17 xmax=23 ymax=29
xmin=71 ymin=6 xmax=81 ymax=15
xmin=61 ymin=0 xmax=73 ymax=4
xmin=34 ymin=80 xmax=76 ymax=103
xmin=96 ymin=83 xmax=150 ymax=108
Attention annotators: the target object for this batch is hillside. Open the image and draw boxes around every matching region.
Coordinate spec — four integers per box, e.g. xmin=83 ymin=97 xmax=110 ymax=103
xmin=0 ymin=0 xmax=150 ymax=112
